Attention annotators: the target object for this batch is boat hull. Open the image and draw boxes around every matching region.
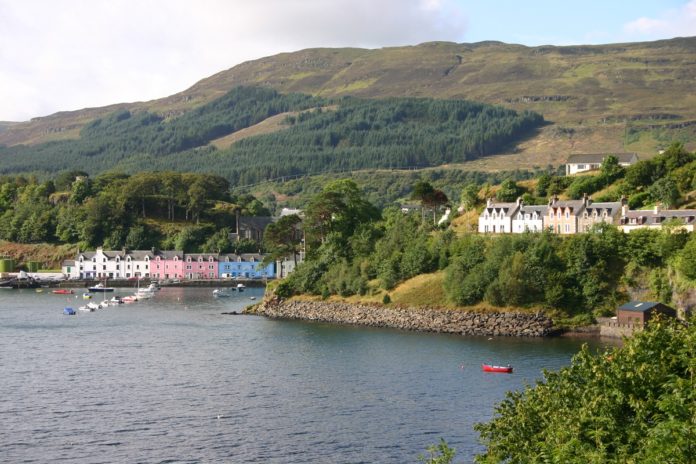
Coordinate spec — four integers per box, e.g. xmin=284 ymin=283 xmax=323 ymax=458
xmin=482 ymin=364 xmax=513 ymax=373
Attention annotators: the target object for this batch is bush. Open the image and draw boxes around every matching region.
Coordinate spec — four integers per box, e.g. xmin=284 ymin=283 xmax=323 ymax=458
xmin=382 ymin=294 xmax=391 ymax=304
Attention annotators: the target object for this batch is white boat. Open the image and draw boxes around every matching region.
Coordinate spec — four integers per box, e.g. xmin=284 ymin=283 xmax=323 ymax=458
xmin=108 ymin=296 xmax=123 ymax=306
xmin=88 ymin=282 xmax=115 ymax=292
xmin=78 ymin=302 xmax=99 ymax=312
xmin=236 ymin=283 xmax=246 ymax=292
xmin=121 ymin=295 xmax=138 ymax=304
xmin=134 ymin=290 xmax=153 ymax=299
xmin=213 ymin=288 xmax=235 ymax=298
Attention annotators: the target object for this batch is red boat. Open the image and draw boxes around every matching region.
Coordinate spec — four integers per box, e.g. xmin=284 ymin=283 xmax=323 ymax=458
xmin=52 ymin=289 xmax=74 ymax=295
xmin=482 ymin=364 xmax=513 ymax=373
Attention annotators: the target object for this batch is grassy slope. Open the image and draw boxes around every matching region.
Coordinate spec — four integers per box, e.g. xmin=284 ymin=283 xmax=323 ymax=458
xmin=0 ymin=241 xmax=78 ymax=270
xmin=2 ymin=37 xmax=695 ymax=170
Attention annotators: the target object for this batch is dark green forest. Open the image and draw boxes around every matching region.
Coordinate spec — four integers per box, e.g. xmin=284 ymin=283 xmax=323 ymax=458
xmin=0 ymin=87 xmax=543 ymax=184
xmin=0 ymin=171 xmax=269 ymax=254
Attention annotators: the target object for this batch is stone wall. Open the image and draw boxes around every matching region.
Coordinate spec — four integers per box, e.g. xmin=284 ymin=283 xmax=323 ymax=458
xmin=250 ymin=298 xmax=555 ymax=337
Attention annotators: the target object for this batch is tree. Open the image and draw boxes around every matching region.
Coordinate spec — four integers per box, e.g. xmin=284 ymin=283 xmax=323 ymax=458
xmin=495 ymin=179 xmax=522 ymax=202
xmin=459 ymin=183 xmax=479 ymax=211
xmin=475 ymin=317 xmax=696 ymax=463
xmin=263 ymin=214 xmax=303 ymax=265
xmin=412 ymin=180 xmax=449 ymax=224
xmin=648 ymin=177 xmax=680 ymax=208
xmin=676 ymin=235 xmax=696 ymax=280
xmin=600 ymin=154 xmax=624 ymax=181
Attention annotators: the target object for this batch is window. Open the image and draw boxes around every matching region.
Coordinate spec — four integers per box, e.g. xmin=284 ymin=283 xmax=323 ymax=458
xmin=186 ymin=265 xmax=192 ymax=270
xmin=565 ymin=224 xmax=570 ymax=233
xmin=500 ymin=225 xmax=505 ymax=233
xmin=577 ymin=164 xmax=586 ymax=169
xmin=549 ymin=211 xmax=554 ymax=219
xmin=209 ymin=265 xmax=214 ymax=270
xmin=565 ymin=211 xmax=569 ymax=219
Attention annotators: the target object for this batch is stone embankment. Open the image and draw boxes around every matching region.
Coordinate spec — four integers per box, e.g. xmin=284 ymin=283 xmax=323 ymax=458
xmin=250 ymin=298 xmax=555 ymax=337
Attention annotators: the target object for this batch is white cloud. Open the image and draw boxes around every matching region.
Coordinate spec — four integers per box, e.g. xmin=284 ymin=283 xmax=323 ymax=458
xmin=623 ymin=0 xmax=696 ymax=39
xmin=0 ymin=0 xmax=467 ymax=121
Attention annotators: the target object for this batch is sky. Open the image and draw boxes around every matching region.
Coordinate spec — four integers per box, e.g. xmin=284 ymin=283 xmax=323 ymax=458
xmin=1 ymin=0 xmax=695 ymax=121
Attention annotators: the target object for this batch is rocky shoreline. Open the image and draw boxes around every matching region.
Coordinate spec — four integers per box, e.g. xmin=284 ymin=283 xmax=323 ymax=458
xmin=249 ymin=297 xmax=557 ymax=337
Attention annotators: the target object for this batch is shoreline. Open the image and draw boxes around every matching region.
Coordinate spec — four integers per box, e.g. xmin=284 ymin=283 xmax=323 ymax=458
xmin=248 ymin=297 xmax=559 ymax=337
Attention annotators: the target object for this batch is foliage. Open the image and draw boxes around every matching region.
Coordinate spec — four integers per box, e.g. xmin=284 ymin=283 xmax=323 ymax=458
xmin=475 ymin=317 xmax=696 ymax=463
xmin=0 ymin=87 xmax=543 ymax=187
xmin=418 ymin=439 xmax=456 ymax=464
xmin=495 ymin=179 xmax=523 ymax=202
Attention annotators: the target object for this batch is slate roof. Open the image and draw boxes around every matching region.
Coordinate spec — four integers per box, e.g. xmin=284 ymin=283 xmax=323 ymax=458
xmin=618 ymin=301 xmax=661 ymax=312
xmin=548 ymin=199 xmax=586 ymax=214
xmin=584 ymin=201 xmax=622 ymax=215
xmin=481 ymin=202 xmax=519 ymax=218
xmin=219 ymin=253 xmax=241 ymax=262
xmin=518 ymin=205 xmax=548 ymax=215
xmin=620 ymin=209 xmax=696 ymax=226
xmin=124 ymin=250 xmax=155 ymax=260
xmin=156 ymin=250 xmax=183 ymax=259
xmin=185 ymin=253 xmax=219 ymax=261
xmin=566 ymin=153 xmax=638 ymax=164
xmin=62 ymin=260 xmax=75 ymax=266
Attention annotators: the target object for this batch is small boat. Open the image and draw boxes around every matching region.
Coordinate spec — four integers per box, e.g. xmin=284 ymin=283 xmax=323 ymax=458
xmin=482 ymin=364 xmax=513 ymax=374
xmin=108 ymin=296 xmax=123 ymax=305
xmin=213 ymin=288 xmax=234 ymax=298
xmin=82 ymin=293 xmax=92 ymax=300
xmin=121 ymin=295 xmax=138 ymax=304
xmin=88 ymin=283 xmax=115 ymax=292
xmin=52 ymin=289 xmax=74 ymax=295
xmin=236 ymin=283 xmax=246 ymax=292
xmin=63 ymin=307 xmax=76 ymax=316
xmin=79 ymin=302 xmax=99 ymax=312
xmin=35 ymin=288 xmax=43 ymax=293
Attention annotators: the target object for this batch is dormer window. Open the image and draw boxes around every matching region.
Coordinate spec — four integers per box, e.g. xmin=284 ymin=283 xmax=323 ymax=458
xmin=550 ymin=211 xmax=554 ymax=219
xmin=80 ymin=257 xmax=84 ymax=263
xmin=603 ymin=211 xmax=607 ymax=218
xmin=103 ymin=258 xmax=107 ymax=263
xmin=174 ymin=256 xmax=178 ymax=261
xmin=592 ymin=211 xmax=597 ymax=218
xmin=187 ymin=257 xmax=191 ymax=262
xmin=198 ymin=257 xmax=203 ymax=262
xmin=484 ymin=213 xmax=489 ymax=219
xmin=92 ymin=258 xmax=96 ymax=263
xmin=209 ymin=257 xmax=214 ymax=262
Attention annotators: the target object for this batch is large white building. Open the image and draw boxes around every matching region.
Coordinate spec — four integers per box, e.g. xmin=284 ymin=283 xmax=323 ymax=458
xmin=478 ymin=198 xmax=522 ymax=234
xmin=512 ymin=205 xmax=547 ymax=233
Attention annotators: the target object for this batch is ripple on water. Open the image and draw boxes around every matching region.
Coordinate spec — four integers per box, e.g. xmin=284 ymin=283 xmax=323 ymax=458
xmin=0 ymin=288 xmax=607 ymax=463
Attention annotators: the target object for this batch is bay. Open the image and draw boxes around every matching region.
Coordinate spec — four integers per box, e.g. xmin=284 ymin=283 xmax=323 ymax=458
xmin=0 ymin=288 xmax=606 ymax=463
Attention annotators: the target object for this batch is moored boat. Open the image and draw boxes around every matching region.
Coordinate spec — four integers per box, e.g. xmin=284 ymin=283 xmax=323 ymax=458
xmin=63 ymin=307 xmax=76 ymax=316
xmin=88 ymin=283 xmax=115 ymax=292
xmin=52 ymin=289 xmax=74 ymax=295
xmin=482 ymin=364 xmax=513 ymax=374
xmin=213 ymin=288 xmax=234 ymax=298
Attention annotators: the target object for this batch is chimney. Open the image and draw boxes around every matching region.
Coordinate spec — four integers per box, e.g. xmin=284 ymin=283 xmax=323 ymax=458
xmin=621 ymin=204 xmax=627 ymax=217
xmin=582 ymin=192 xmax=589 ymax=206
xmin=654 ymin=203 xmax=660 ymax=215
xmin=620 ymin=195 xmax=627 ymax=206
xmin=486 ymin=198 xmax=492 ymax=207
xmin=516 ymin=197 xmax=523 ymax=207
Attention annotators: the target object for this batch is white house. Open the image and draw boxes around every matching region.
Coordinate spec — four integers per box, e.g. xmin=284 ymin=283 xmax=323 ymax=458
xmin=479 ymin=198 xmax=522 ymax=234
xmin=512 ymin=205 xmax=547 ymax=233
xmin=619 ymin=204 xmax=696 ymax=233
xmin=565 ymin=153 xmax=638 ymax=176
xmin=75 ymin=247 xmax=124 ymax=279
xmin=123 ymin=250 xmax=154 ymax=278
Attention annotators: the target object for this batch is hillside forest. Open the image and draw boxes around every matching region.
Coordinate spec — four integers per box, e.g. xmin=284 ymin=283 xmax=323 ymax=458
xmin=0 ymin=87 xmax=543 ymax=185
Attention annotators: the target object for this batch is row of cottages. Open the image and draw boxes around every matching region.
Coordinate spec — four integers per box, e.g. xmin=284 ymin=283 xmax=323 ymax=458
xmin=61 ymin=248 xmax=275 ymax=280
xmin=480 ymin=196 xmax=696 ymax=234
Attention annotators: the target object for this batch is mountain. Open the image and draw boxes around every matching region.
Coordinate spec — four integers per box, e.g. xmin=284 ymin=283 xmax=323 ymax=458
xmin=1 ymin=37 xmax=695 ymax=168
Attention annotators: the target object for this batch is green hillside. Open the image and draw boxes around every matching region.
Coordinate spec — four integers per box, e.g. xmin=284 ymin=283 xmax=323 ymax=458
xmin=0 ymin=87 xmax=543 ymax=184
xmin=1 ymin=37 xmax=695 ymax=166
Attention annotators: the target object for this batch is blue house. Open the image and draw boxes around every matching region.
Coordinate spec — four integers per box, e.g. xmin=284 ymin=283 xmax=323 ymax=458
xmin=218 ymin=253 xmax=275 ymax=279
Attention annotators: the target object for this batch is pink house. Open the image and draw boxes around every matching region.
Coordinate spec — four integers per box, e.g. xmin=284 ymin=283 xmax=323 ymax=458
xmin=184 ymin=253 xmax=219 ymax=279
xmin=151 ymin=250 xmax=184 ymax=280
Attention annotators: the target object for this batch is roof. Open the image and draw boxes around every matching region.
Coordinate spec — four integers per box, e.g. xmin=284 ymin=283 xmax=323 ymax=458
xmin=481 ymin=202 xmax=520 ymax=218
xmin=185 ymin=253 xmax=219 ymax=261
xmin=548 ymin=199 xmax=586 ymax=213
xmin=62 ymin=260 xmax=75 ymax=266
xmin=584 ymin=201 xmax=622 ymax=215
xmin=156 ymin=250 xmax=183 ymax=259
xmin=238 ymin=216 xmax=273 ymax=231
xmin=124 ymin=250 xmax=154 ymax=260
xmin=518 ymin=205 xmax=548 ymax=214
xmin=618 ymin=301 xmax=663 ymax=312
xmin=566 ymin=153 xmax=638 ymax=164
xmin=279 ymin=208 xmax=303 ymax=217
xmin=621 ymin=209 xmax=696 ymax=226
